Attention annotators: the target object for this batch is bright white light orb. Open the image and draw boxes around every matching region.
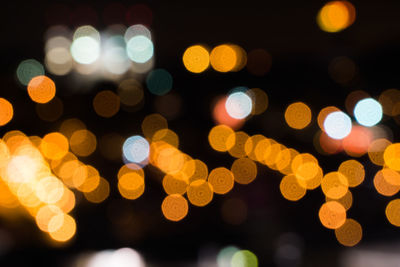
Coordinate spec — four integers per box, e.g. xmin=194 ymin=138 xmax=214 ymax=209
xmin=354 ymin=98 xmax=383 ymax=127
xmin=225 ymin=91 xmax=253 ymax=119
xmin=70 ymin=36 xmax=100 ymax=64
xmin=109 ymin=248 xmax=146 ymax=267
xmin=126 ymin=35 xmax=154 ymax=63
xmin=324 ymin=111 xmax=352 ymax=140
xmin=122 ymin=135 xmax=150 ymax=164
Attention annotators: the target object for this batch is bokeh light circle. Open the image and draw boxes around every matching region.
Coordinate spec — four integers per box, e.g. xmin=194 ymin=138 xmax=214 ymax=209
xmin=122 ymin=135 xmax=150 ymax=164
xmin=225 ymin=91 xmax=252 ymax=119
xmin=324 ymin=111 xmax=352 ymax=139
xmin=353 ymin=98 xmax=383 ymax=127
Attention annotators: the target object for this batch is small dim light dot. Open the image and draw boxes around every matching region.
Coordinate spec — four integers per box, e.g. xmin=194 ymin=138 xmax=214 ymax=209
xmin=93 ymin=90 xmax=120 ymax=118
xmin=324 ymin=111 xmax=352 ymax=140
xmin=141 ymin=113 xmax=168 ymax=139
xmin=27 ymin=75 xmax=56 ymax=104
xmin=335 ymin=218 xmax=362 ymax=246
xmin=182 ymin=45 xmax=210 ymax=73
xmin=70 ymin=129 xmax=97 ymax=157
xmin=146 ymin=69 xmax=173 ymax=96
xmin=0 ymin=98 xmax=13 ymax=126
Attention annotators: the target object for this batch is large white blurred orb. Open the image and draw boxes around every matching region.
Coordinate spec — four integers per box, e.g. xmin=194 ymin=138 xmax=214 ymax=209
xmin=70 ymin=36 xmax=100 ymax=64
xmin=126 ymin=35 xmax=154 ymax=63
xmin=110 ymin=248 xmax=146 ymax=267
xmin=225 ymin=91 xmax=253 ymax=119
xmin=122 ymin=135 xmax=150 ymax=164
xmin=324 ymin=111 xmax=352 ymax=140
xmin=354 ymin=98 xmax=383 ymax=127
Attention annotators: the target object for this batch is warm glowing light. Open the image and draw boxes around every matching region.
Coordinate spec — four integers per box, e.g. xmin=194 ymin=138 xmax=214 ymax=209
xmin=323 ymin=111 xmax=352 ymax=140
xmin=326 ymin=190 xmax=353 ymax=211
xmin=231 ymin=158 xmax=257 ymax=185
xmin=59 ymin=118 xmax=86 ymax=139
xmin=48 ymin=213 xmax=76 ymax=242
xmin=335 ymin=218 xmax=362 ymax=246
xmin=118 ymin=79 xmax=144 ymax=107
xmin=40 ymin=132 xmax=69 ymax=160
xmin=379 ymin=89 xmax=400 ymax=116
xmin=70 ymin=129 xmax=97 ymax=157
xmin=187 ymin=179 xmax=213 ymax=207
xmin=368 ymin=138 xmax=391 ymax=166
xmin=152 ymin=128 xmax=179 ymax=148
xmin=317 ymin=106 xmax=340 ymax=131
xmin=383 ymin=143 xmax=400 ymax=171
xmin=122 ymin=135 xmax=149 ymax=164
xmin=225 ymin=91 xmax=253 ymax=119
xmin=162 ymin=174 xmax=188 ymax=195
xmin=321 ymin=172 xmax=349 ymax=199
xmin=0 ymin=98 xmax=13 ymax=126
xmin=354 ymin=98 xmax=382 ymax=127
xmin=118 ymin=172 xmax=145 ymax=200
xmin=182 ymin=45 xmax=210 ymax=73
xmin=386 ymin=199 xmax=400 ymax=227
xmin=280 ymin=174 xmax=307 ymax=201
xmin=141 ymin=114 xmax=168 ymax=139
xmin=317 ymin=1 xmax=356 ymax=33
xmin=227 ymin=131 xmax=250 ymax=158
xmin=146 ymin=69 xmax=173 ymax=96
xmin=374 ymin=168 xmax=400 ymax=196
xmin=84 ymin=177 xmax=110 ymax=203
xmin=161 ymin=194 xmax=188 ymax=221
xmin=126 ymin=35 xmax=154 ymax=63
xmin=93 ymin=90 xmax=120 ymax=118
xmin=187 ymin=159 xmax=208 ymax=183
xmin=207 ymin=167 xmax=234 ymax=194
xmin=284 ymin=102 xmax=312 ymax=130
xmin=338 ymin=160 xmax=365 ymax=187
xmin=27 ymin=75 xmax=56 ymax=104
xmin=319 ymin=201 xmax=347 ymax=229
xmin=210 ymin=44 xmax=237 ymax=72
xmin=208 ymin=125 xmax=235 ymax=152
xmin=342 ymin=125 xmax=372 ymax=157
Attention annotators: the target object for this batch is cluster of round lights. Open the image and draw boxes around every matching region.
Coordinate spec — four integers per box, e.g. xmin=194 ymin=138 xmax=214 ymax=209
xmin=183 ymin=44 xmax=272 ymax=76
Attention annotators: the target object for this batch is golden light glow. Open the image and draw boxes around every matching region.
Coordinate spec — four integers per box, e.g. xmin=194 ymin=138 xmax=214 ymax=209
xmin=326 ymin=190 xmax=353 ymax=211
xmin=335 ymin=218 xmax=362 ymax=246
xmin=141 ymin=113 xmax=168 ymax=139
xmin=321 ymin=172 xmax=349 ymax=199
xmin=374 ymin=168 xmax=400 ymax=196
xmin=208 ymin=125 xmax=236 ymax=152
xmin=69 ymin=129 xmax=97 ymax=157
xmin=27 ymin=75 xmax=56 ymax=104
xmin=231 ymin=158 xmax=257 ymax=185
xmin=386 ymin=199 xmax=400 ymax=227
xmin=244 ymin=135 xmax=266 ymax=161
xmin=207 ymin=167 xmax=234 ymax=194
xmin=187 ymin=159 xmax=208 ymax=183
xmin=40 ymin=132 xmax=69 ymax=160
xmin=92 ymin=90 xmax=120 ymax=118
xmin=227 ymin=131 xmax=250 ymax=158
xmin=84 ymin=177 xmax=110 ymax=203
xmin=48 ymin=213 xmax=76 ymax=242
xmin=152 ymin=128 xmax=179 ymax=148
xmin=59 ymin=118 xmax=86 ymax=139
xmin=161 ymin=194 xmax=189 ymax=222
xmin=187 ymin=179 xmax=213 ymax=207
xmin=383 ymin=143 xmax=400 ymax=171
xmin=210 ymin=44 xmax=237 ymax=72
xmin=317 ymin=1 xmax=356 ymax=33
xmin=0 ymin=98 xmax=13 ymax=126
xmin=284 ymin=102 xmax=312 ymax=130
xmin=280 ymin=174 xmax=307 ymax=201
xmin=162 ymin=174 xmax=188 ymax=195
xmin=319 ymin=201 xmax=346 ymax=229
xmin=119 ymin=172 xmax=145 ymax=200
xmin=338 ymin=160 xmax=365 ymax=187
xmin=368 ymin=138 xmax=391 ymax=166
xmin=379 ymin=89 xmax=400 ymax=116
xmin=182 ymin=45 xmax=210 ymax=73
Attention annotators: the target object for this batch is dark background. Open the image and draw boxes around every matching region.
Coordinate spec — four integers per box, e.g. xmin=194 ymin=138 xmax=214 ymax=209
xmin=1 ymin=0 xmax=400 ymax=266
